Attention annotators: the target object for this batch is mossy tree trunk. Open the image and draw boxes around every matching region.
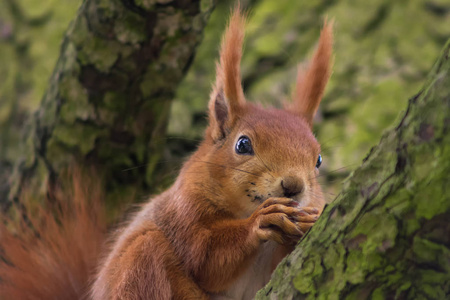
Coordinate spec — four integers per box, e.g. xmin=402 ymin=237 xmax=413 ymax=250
xmin=5 ymin=0 xmax=216 ymax=211
xmin=257 ymin=40 xmax=450 ymax=299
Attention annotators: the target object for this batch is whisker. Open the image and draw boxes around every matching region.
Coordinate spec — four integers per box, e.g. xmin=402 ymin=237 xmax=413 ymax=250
xmin=240 ymin=119 xmax=275 ymax=178
xmin=320 ymin=145 xmax=341 ymax=152
xmin=307 ymin=191 xmax=336 ymax=202
xmin=309 ymin=165 xmax=355 ymax=180
xmin=254 ymin=151 xmax=275 ymax=178
xmin=316 ymin=178 xmax=345 ymax=185
xmin=318 ymin=135 xmax=343 ymax=147
xmin=121 ymin=164 xmax=149 ymax=172
xmin=190 ymin=160 xmax=261 ymax=177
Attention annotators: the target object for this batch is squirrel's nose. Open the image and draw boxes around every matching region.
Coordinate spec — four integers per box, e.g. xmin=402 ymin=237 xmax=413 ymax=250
xmin=281 ymin=176 xmax=304 ymax=198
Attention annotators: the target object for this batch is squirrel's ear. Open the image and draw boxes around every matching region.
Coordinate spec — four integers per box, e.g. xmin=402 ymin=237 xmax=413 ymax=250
xmin=289 ymin=19 xmax=333 ymax=126
xmin=208 ymin=7 xmax=247 ymax=141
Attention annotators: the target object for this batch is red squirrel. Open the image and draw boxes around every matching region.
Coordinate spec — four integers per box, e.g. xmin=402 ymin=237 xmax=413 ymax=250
xmin=92 ymin=9 xmax=332 ymax=300
xmin=0 ymin=7 xmax=333 ymax=300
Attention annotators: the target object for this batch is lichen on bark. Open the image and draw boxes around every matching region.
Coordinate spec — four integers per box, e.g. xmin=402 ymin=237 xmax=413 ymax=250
xmin=6 ymin=0 xmax=216 ymax=213
xmin=257 ymin=39 xmax=450 ymax=300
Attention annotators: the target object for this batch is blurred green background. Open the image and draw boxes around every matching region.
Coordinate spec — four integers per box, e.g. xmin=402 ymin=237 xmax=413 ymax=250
xmin=1 ymin=0 xmax=449 ymax=200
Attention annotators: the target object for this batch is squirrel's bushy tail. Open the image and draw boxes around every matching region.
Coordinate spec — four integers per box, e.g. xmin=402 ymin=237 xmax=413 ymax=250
xmin=0 ymin=169 xmax=107 ymax=300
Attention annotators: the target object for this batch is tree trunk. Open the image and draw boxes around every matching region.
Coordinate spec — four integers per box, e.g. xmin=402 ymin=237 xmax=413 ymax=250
xmin=257 ymin=39 xmax=450 ymax=299
xmin=5 ymin=0 xmax=216 ymax=210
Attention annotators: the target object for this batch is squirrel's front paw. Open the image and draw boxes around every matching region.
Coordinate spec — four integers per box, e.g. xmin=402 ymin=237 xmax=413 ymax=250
xmin=294 ymin=206 xmax=320 ymax=234
xmin=250 ymin=197 xmax=316 ymax=245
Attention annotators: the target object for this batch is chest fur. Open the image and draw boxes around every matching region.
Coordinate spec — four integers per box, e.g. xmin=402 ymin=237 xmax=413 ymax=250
xmin=210 ymin=241 xmax=280 ymax=300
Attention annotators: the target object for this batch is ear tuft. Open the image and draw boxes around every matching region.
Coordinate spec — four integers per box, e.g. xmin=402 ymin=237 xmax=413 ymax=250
xmin=208 ymin=5 xmax=247 ymax=141
xmin=290 ymin=19 xmax=334 ymax=126
xmin=220 ymin=4 xmax=247 ymax=108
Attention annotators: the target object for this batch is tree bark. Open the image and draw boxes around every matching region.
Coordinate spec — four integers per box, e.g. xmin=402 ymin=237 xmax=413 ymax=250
xmin=257 ymin=39 xmax=450 ymax=299
xmin=5 ymin=0 xmax=216 ymax=208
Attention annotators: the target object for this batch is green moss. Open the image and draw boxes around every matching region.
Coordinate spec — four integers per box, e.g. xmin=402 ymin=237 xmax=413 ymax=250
xmin=78 ymin=37 xmax=121 ymax=72
xmin=395 ymin=282 xmax=412 ymax=297
xmin=114 ymin=12 xmax=147 ymax=44
xmin=154 ymin=11 xmax=183 ymax=38
xmin=52 ymin=123 xmax=104 ymax=155
xmin=58 ymin=77 xmax=90 ymax=122
xmin=103 ymin=92 xmax=125 ymax=110
xmin=140 ymin=67 xmax=176 ymax=98
xmin=413 ymin=237 xmax=450 ymax=272
xmin=320 ymin=245 xmax=347 ymax=295
xmin=412 ymin=141 xmax=450 ymax=219
xmin=346 ymin=251 xmax=368 ymax=284
xmin=371 ymin=288 xmax=385 ymax=300
xmin=95 ymin=0 xmax=119 ymax=18
xmin=322 ymin=244 xmax=340 ymax=269
xmin=349 ymin=211 xmax=397 ymax=254
xmin=292 ymin=258 xmax=316 ymax=293
xmin=135 ymin=0 xmax=155 ymax=10
xmin=422 ymin=284 xmax=445 ymax=299
xmin=385 ymin=188 xmax=412 ymax=217
xmin=200 ymin=0 xmax=214 ymax=13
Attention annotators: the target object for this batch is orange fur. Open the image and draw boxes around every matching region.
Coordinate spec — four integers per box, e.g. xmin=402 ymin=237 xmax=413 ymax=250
xmin=0 ymin=169 xmax=106 ymax=300
xmin=1 ymin=7 xmax=333 ymax=300
xmin=220 ymin=4 xmax=246 ymax=107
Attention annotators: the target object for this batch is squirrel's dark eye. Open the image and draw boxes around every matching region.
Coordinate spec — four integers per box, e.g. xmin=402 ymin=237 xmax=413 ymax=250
xmin=235 ymin=136 xmax=253 ymax=155
xmin=316 ymin=154 xmax=322 ymax=168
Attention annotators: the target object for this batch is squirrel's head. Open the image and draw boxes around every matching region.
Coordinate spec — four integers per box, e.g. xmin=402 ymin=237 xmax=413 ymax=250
xmin=184 ymin=9 xmax=333 ymax=218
